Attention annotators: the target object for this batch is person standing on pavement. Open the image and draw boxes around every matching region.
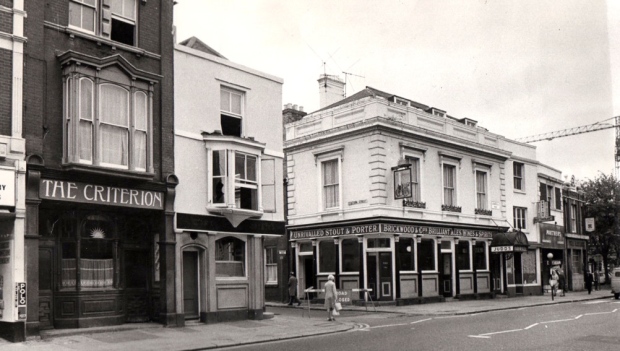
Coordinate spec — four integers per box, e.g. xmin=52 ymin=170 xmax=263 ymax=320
xmin=324 ymin=274 xmax=338 ymax=321
xmin=288 ymin=272 xmax=301 ymax=306
xmin=585 ymin=271 xmax=594 ymax=294
xmin=594 ymin=269 xmax=600 ymax=291
xmin=557 ymin=266 xmax=566 ymax=296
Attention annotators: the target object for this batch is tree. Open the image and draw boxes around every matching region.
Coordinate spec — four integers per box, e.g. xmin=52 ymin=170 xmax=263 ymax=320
xmin=581 ymin=173 xmax=620 ymax=284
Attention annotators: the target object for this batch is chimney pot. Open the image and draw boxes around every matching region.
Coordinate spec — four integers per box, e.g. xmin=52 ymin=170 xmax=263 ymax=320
xmin=299 ymin=106 xmax=304 ymax=112
xmin=285 ymin=103 xmax=292 ymax=109
xmin=292 ymin=104 xmax=298 ymax=110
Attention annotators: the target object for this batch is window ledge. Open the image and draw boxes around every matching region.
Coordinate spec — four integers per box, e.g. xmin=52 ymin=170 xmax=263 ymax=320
xmin=206 ymin=207 xmax=263 ymax=227
xmin=513 ymin=189 xmax=526 ymax=194
xmin=202 ymin=133 xmax=266 ymax=151
xmin=62 ymin=163 xmax=155 ymax=181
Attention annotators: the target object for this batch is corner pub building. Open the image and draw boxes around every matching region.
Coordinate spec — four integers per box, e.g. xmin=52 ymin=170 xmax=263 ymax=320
xmin=16 ymin=0 xmax=177 ymax=341
xmin=285 ymin=83 xmax=515 ymax=304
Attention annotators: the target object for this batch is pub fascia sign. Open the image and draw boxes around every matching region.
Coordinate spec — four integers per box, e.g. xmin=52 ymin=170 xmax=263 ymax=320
xmin=491 ymin=245 xmax=527 ymax=253
xmin=39 ymin=179 xmax=164 ymax=210
xmin=290 ymin=223 xmax=494 ymax=240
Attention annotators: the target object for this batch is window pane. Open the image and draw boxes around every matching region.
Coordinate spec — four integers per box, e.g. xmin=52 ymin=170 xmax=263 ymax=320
xmin=246 ymin=156 xmax=256 ymax=181
xmin=235 ymin=154 xmax=245 ymax=179
xmin=235 ymin=186 xmax=257 ymax=210
xmin=213 ymin=150 xmax=226 ymax=177
xmin=419 ymin=239 xmax=435 ymax=271
xmin=80 ymin=79 xmax=93 ymax=121
xmin=82 ymin=6 xmax=95 ymax=32
xmin=215 ymin=237 xmax=245 ymax=277
xmin=100 ymin=85 xmax=129 ymax=126
xmin=123 ymin=0 xmax=136 ymax=19
xmin=474 ymin=242 xmax=487 ymax=270
xmin=457 ymin=241 xmax=470 ymax=271
xmin=100 ymin=125 xmax=128 ymax=166
xmin=79 ymin=121 xmax=92 ymax=161
xmin=61 ymin=243 xmax=77 ymax=289
xmin=220 ymin=90 xmax=230 ymax=111
xmin=134 ymin=130 xmax=147 ymax=170
xmin=231 ymin=92 xmax=242 ymax=115
xmin=81 ymin=240 xmax=114 ymax=288
xmin=341 ymin=239 xmax=360 ymax=272
xmin=69 ymin=2 xmax=82 ymax=28
xmin=398 ymin=238 xmax=415 ymax=271
xmin=212 ymin=178 xmax=225 ymax=203
xmin=319 ymin=241 xmax=336 ymax=273
xmin=134 ymin=91 xmax=147 ymax=130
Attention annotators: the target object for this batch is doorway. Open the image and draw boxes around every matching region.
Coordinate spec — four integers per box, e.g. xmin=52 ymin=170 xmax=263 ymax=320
xmin=514 ymin=253 xmax=523 ymax=294
xmin=366 ymin=252 xmax=393 ymax=301
xmin=441 ymin=253 xmax=452 ymax=297
xmin=183 ymin=251 xmax=199 ymax=319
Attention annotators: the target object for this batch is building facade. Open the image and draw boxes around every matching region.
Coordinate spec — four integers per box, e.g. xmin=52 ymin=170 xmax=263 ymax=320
xmin=285 ymin=82 xmax=515 ymax=304
xmin=0 ymin=0 xmax=28 ymax=342
xmin=20 ymin=0 xmax=177 ymax=341
xmin=562 ymin=182 xmax=588 ymax=291
xmin=174 ymin=37 xmax=285 ymax=323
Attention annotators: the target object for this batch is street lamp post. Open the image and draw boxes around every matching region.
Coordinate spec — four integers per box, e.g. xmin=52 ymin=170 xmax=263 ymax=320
xmin=547 ymin=252 xmax=554 ymax=301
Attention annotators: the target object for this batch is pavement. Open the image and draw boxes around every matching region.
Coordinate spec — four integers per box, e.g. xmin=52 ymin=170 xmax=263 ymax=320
xmin=0 ymin=287 xmax=613 ymax=351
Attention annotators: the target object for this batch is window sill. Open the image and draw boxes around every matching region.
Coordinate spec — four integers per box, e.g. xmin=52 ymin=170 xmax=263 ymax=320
xmin=63 ymin=163 xmax=155 ymax=181
xmin=513 ymin=189 xmax=526 ymax=194
xmin=207 ymin=206 xmax=263 ymax=227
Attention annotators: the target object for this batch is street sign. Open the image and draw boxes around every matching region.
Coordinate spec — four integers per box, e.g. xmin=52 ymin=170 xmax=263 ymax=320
xmin=585 ymin=218 xmax=595 ymax=232
xmin=337 ymin=289 xmax=352 ymax=305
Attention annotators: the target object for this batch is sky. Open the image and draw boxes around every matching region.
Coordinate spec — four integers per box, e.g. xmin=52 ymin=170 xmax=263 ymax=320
xmin=173 ymin=0 xmax=620 ymax=183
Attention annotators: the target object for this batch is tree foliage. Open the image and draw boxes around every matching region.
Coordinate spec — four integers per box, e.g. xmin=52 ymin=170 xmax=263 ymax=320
xmin=581 ymin=173 xmax=620 ymax=281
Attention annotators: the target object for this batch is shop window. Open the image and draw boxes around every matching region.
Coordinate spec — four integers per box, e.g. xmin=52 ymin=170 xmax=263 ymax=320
xmin=319 ymin=241 xmax=336 ymax=273
xmin=299 ymin=242 xmax=312 ymax=253
xmin=68 ymin=0 xmax=137 ymax=46
xmin=572 ymin=250 xmax=583 ymax=274
xmin=210 ymin=150 xmax=260 ymax=211
xmin=215 ymin=236 xmax=246 ymax=278
xmin=265 ymin=247 xmax=278 ymax=285
xmin=513 ymin=207 xmax=527 ymax=230
xmin=367 ymin=238 xmax=390 ymax=248
xmin=220 ymin=87 xmax=243 ymax=137
xmin=80 ymin=217 xmax=115 ymax=288
xmin=418 ymin=239 xmax=436 ymax=271
xmin=442 ymin=164 xmax=456 ymax=206
xmin=513 ymin=162 xmax=524 ymax=191
xmin=64 ymin=71 xmax=153 ymax=173
xmin=522 ymin=250 xmax=537 ymax=284
xmin=322 ymin=159 xmax=340 ymax=209
xmin=61 ymin=242 xmax=77 ymax=289
xmin=475 ymin=171 xmax=488 ymax=210
xmin=473 ymin=241 xmax=487 ymax=271
xmin=397 ymin=238 xmax=415 ymax=272
xmin=341 ymin=238 xmax=360 ymax=272
xmin=456 ymin=241 xmax=471 ymax=271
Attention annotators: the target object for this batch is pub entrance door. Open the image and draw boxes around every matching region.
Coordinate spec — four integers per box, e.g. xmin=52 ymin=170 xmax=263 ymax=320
xmin=182 ymin=250 xmax=200 ymax=319
xmin=366 ymin=252 xmax=393 ymax=301
xmin=441 ymin=253 xmax=453 ymax=298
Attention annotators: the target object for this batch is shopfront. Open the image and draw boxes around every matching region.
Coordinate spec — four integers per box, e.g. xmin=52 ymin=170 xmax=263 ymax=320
xmin=489 ymin=230 xmax=535 ymax=296
xmin=540 ymin=223 xmax=566 ymax=293
xmin=26 ymin=174 xmax=176 ymax=332
xmin=289 ymin=219 xmax=504 ymax=304
xmin=565 ymin=234 xmax=587 ymax=291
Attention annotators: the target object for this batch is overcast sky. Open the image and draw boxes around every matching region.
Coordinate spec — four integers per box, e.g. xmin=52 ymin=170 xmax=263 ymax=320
xmin=173 ymin=0 xmax=620 ymax=182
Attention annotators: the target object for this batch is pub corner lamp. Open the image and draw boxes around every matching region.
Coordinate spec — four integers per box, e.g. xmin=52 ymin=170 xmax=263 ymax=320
xmin=547 ymin=252 xmax=554 ymax=266
xmin=391 ymin=157 xmax=412 ymax=200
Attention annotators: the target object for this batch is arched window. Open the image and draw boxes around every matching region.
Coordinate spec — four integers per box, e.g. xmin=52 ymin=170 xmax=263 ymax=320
xmin=215 ymin=237 xmax=245 ymax=278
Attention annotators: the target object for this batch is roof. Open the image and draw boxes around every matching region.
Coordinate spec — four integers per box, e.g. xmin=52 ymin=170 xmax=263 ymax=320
xmin=178 ymin=36 xmax=227 ymax=59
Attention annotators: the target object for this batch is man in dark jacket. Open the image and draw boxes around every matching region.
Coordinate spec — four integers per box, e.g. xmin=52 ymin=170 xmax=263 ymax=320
xmin=585 ymin=271 xmax=594 ymax=294
xmin=288 ymin=272 xmax=301 ymax=306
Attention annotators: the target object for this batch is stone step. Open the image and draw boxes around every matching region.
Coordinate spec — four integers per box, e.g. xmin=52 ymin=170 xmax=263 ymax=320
xmin=263 ymin=312 xmax=275 ymax=320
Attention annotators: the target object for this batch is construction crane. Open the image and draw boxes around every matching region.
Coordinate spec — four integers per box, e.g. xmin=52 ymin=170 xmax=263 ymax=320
xmin=514 ymin=116 xmax=620 ymax=178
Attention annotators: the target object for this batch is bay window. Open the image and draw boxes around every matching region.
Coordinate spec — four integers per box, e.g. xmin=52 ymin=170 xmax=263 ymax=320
xmin=62 ymin=58 xmax=154 ymax=174
xmin=209 ymin=149 xmax=261 ymax=211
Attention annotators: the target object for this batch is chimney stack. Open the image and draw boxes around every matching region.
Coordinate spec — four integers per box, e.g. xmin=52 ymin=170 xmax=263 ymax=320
xmin=318 ymin=74 xmax=345 ymax=109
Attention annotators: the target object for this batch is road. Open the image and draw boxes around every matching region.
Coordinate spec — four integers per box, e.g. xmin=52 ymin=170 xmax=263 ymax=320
xmin=224 ymin=299 xmax=620 ymax=351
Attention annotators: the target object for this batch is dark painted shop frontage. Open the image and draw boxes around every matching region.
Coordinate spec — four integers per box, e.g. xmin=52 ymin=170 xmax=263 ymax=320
xmin=26 ymin=167 xmax=177 ymax=334
xmin=288 ymin=218 xmax=508 ymax=304
xmin=489 ymin=230 xmax=534 ymax=296
xmin=539 ymin=223 xmax=566 ymax=293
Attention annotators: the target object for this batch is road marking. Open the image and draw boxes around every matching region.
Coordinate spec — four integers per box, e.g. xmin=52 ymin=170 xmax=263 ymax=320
xmin=481 ymin=329 xmax=522 ymax=336
xmin=540 ymin=318 xmax=577 ymax=324
xmin=468 ymin=335 xmax=491 ymax=339
xmin=524 ymin=323 xmax=538 ymax=330
xmin=410 ymin=318 xmax=432 ymax=324
xmin=584 ymin=311 xmax=615 ymax=316
xmin=583 ymin=300 xmax=609 ymax=304
xmin=574 ymin=315 xmax=583 ymax=319
xmin=370 ymin=322 xmax=410 ymax=329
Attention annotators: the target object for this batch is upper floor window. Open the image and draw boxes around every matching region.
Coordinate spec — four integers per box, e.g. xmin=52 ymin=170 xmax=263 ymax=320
xmin=406 ymin=156 xmax=421 ymax=202
xmin=322 ymin=159 xmax=340 ymax=209
xmin=210 ymin=150 xmax=259 ymax=211
xmin=514 ymin=206 xmax=527 ymax=230
xmin=69 ymin=0 xmax=137 ymax=46
xmin=570 ymin=203 xmax=577 ymax=233
xmin=513 ymin=162 xmax=524 ymax=191
xmin=220 ymin=87 xmax=244 ymax=137
xmin=64 ymin=71 xmax=152 ymax=173
xmin=475 ymin=170 xmax=488 ymax=210
xmin=442 ymin=164 xmax=456 ymax=206
xmin=540 ymin=183 xmax=561 ymax=210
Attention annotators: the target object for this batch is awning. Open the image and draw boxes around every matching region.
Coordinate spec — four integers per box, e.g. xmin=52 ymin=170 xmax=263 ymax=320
xmin=490 ymin=230 xmax=529 ymax=254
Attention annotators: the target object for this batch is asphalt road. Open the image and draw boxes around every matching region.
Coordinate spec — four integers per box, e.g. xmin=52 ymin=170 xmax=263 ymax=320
xmin=225 ymin=299 xmax=620 ymax=351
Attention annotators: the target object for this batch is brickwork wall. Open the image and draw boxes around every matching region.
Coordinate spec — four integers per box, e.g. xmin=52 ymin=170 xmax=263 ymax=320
xmin=0 ymin=49 xmax=12 ymax=136
xmin=158 ymin=0 xmax=174 ymax=177
xmin=0 ymin=11 xmax=11 ymax=34
xmin=0 ymin=0 xmax=13 ymax=8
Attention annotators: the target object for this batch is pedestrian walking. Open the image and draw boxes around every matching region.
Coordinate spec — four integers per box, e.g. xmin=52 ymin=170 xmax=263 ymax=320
xmin=594 ymin=270 xmax=600 ymax=291
xmin=324 ymin=274 xmax=338 ymax=321
xmin=557 ymin=266 xmax=566 ymax=296
xmin=288 ymin=272 xmax=301 ymax=306
xmin=585 ymin=271 xmax=593 ymax=294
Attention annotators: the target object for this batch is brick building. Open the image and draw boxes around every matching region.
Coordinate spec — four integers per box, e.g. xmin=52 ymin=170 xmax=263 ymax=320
xmin=0 ymin=0 xmax=28 ymax=343
xmin=14 ymin=0 xmax=178 ymax=341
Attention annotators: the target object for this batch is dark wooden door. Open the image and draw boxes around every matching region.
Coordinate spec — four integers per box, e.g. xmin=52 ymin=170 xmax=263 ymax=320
xmin=378 ymin=252 xmax=392 ymax=301
xmin=367 ymin=255 xmax=377 ymax=300
xmin=125 ymin=250 xmax=150 ymax=322
xmin=183 ymin=251 xmax=199 ymax=319
xmin=441 ymin=253 xmax=453 ymax=297
xmin=514 ymin=253 xmax=523 ymax=294
xmin=38 ymin=247 xmax=54 ymax=329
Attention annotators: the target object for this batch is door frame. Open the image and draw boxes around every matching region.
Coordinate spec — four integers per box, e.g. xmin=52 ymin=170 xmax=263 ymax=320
xmin=181 ymin=245 xmax=205 ymax=320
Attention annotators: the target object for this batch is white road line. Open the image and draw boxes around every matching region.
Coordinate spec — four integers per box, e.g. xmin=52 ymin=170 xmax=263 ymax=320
xmin=540 ymin=318 xmax=577 ymax=324
xmin=468 ymin=335 xmax=491 ymax=339
xmin=370 ymin=322 xmax=410 ymax=329
xmin=584 ymin=311 xmax=614 ymax=316
xmin=574 ymin=315 xmax=583 ymax=319
xmin=524 ymin=323 xmax=539 ymax=330
xmin=613 ymin=309 xmax=618 ymax=312
xmin=410 ymin=318 xmax=432 ymax=324
xmin=480 ymin=329 xmax=522 ymax=336
xmin=583 ymin=300 xmax=609 ymax=304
